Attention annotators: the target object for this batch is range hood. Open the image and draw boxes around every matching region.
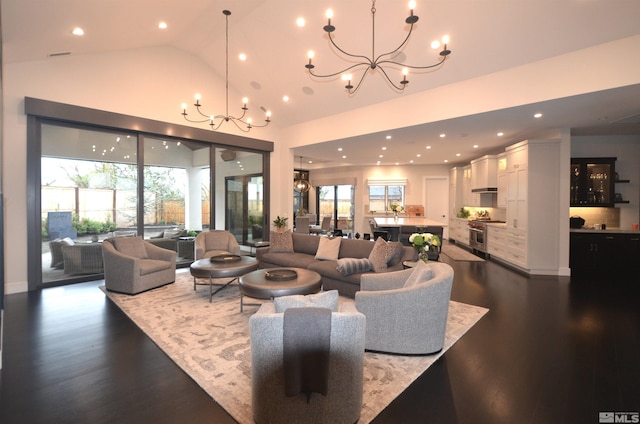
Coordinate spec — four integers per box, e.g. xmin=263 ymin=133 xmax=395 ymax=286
xmin=470 ymin=155 xmax=498 ymax=194
xmin=472 ymin=187 xmax=498 ymax=193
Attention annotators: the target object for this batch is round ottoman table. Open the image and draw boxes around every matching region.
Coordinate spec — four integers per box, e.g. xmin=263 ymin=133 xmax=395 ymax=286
xmin=238 ymin=267 xmax=322 ymax=312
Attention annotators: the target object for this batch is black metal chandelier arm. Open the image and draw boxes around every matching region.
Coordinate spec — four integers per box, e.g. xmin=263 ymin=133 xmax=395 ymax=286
xmin=373 ymin=23 xmax=416 ymax=65
xmin=345 ymin=69 xmax=372 ymax=95
xmin=181 ymin=111 xmax=212 ymax=124
xmin=327 ymin=31 xmax=374 ymax=65
xmin=380 ymin=53 xmax=449 ymax=71
xmin=375 ymin=65 xmax=407 ymax=91
xmin=307 ymin=62 xmax=371 ymax=79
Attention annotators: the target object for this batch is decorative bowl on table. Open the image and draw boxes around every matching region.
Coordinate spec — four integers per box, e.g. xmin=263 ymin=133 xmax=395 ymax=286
xmin=210 ymin=254 xmax=242 ymax=263
xmin=264 ymin=269 xmax=298 ymax=281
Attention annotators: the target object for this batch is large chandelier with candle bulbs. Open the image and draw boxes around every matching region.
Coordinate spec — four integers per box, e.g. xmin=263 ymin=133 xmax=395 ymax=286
xmin=304 ymin=0 xmax=452 ymax=95
xmin=181 ymin=10 xmax=271 ymax=132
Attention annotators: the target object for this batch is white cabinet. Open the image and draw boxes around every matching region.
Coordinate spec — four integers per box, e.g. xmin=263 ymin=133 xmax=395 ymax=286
xmin=487 ymin=224 xmax=507 ymax=259
xmin=449 ymin=218 xmax=469 ymax=246
xmin=497 ymin=153 xmax=507 ymax=208
xmin=462 ymin=165 xmax=473 ymax=207
xmin=504 ymin=139 xmax=561 ymax=273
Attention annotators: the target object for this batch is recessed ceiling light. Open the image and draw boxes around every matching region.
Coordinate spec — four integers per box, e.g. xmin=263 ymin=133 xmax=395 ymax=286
xmin=426 ymin=146 xmax=431 ymax=149
xmin=342 ymin=155 xmax=347 ymax=159
xmin=497 ymin=132 xmax=504 ymax=137
xmin=444 ymin=159 xmax=449 ymax=163
xmin=338 ymin=147 xmax=343 ymax=151
xmin=72 ymin=27 xmax=84 ymax=36
xmin=416 ymin=154 xmax=421 ymax=157
xmin=158 ymin=22 xmax=168 ymax=30
xmin=283 ymin=95 xmax=290 ymax=102
xmin=409 ymin=160 xmax=414 ymax=163
xmin=534 ymin=113 xmax=542 ymax=118
xmin=386 ymin=135 xmax=392 ymax=140
xmin=439 ymin=133 xmax=446 ymax=138
xmin=296 ymin=17 xmax=305 ymax=27
xmin=456 ymin=153 xmax=461 ymax=157
xmin=473 ymin=144 xmax=479 ymax=148
xmin=395 ymin=162 xmax=400 ymax=165
xmin=239 ymin=53 xmax=247 ymax=61
xmin=376 ymin=161 xmax=381 ymax=165
xmin=382 ymin=147 xmax=387 ymax=150
xmin=379 ymin=154 xmax=384 ymax=158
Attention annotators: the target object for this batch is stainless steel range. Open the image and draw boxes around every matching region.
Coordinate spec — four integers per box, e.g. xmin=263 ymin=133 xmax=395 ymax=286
xmin=469 ymin=219 xmax=505 ymax=253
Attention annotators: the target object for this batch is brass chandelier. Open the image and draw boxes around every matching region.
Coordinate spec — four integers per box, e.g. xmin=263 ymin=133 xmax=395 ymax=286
xmin=181 ymin=10 xmax=271 ymax=132
xmin=305 ymin=0 xmax=452 ymax=94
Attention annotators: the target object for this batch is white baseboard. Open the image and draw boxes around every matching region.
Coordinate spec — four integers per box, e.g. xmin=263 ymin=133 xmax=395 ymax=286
xmin=6 ymin=281 xmax=28 ymax=294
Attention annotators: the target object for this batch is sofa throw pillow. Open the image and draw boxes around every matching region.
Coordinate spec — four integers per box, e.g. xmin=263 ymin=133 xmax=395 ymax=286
xmin=112 ymin=236 xmax=148 ymax=259
xmin=403 ymin=261 xmax=435 ymax=288
xmin=274 ymin=290 xmax=339 ymax=313
xmin=315 ymin=236 xmax=341 ymax=261
xmin=336 ymin=257 xmax=372 ymax=275
xmin=387 ymin=242 xmax=405 ymax=267
xmin=270 ymin=230 xmax=294 ymax=253
xmin=368 ymin=236 xmax=396 ymax=272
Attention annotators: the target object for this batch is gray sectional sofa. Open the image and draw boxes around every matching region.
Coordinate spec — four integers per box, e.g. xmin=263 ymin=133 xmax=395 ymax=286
xmin=257 ymin=232 xmax=417 ymax=298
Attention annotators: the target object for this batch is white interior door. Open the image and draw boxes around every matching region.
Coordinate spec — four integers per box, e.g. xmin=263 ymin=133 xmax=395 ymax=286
xmin=424 ymin=177 xmax=449 ymax=238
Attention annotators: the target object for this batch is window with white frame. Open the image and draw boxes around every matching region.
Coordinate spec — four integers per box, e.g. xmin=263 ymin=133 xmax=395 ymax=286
xmin=367 ymin=179 xmax=406 ymax=212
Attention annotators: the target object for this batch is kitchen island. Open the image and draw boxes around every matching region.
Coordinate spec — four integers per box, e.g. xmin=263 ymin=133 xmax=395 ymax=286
xmin=373 ymin=217 xmax=447 ymax=243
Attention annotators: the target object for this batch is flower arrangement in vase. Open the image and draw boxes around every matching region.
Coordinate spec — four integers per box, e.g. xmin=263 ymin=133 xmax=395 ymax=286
xmin=389 ymin=204 xmax=404 ymax=220
xmin=409 ymin=232 xmax=441 ymax=262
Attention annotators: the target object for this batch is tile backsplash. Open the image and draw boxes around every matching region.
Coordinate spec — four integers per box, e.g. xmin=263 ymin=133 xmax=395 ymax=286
xmin=570 ymin=207 xmax=620 ymax=228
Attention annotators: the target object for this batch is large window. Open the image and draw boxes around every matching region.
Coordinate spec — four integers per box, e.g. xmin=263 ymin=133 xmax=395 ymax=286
xmin=28 ymin=98 xmax=272 ymax=290
xmin=368 ymin=182 xmax=405 ymax=212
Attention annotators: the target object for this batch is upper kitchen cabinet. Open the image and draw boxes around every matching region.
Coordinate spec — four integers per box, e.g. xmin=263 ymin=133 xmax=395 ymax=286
xmin=470 ymin=155 xmax=498 ymax=193
xmin=570 ymin=157 xmax=616 ymax=207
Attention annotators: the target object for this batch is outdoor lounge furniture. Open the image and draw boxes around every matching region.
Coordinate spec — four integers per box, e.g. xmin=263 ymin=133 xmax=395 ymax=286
xmin=355 ymin=261 xmax=454 ymax=354
xmin=194 ymin=230 xmax=241 ymax=260
xmin=102 ymin=236 xmax=176 ymax=294
xmin=61 ymin=242 xmax=104 ymax=275
xmin=249 ymin=299 xmax=366 ymax=424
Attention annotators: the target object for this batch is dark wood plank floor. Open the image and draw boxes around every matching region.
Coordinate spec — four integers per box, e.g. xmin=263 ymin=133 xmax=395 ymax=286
xmin=1 ymin=249 xmax=639 ymax=423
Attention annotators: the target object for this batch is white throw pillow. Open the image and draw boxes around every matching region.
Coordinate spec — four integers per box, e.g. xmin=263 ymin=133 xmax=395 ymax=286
xmin=314 ymin=236 xmax=342 ymax=261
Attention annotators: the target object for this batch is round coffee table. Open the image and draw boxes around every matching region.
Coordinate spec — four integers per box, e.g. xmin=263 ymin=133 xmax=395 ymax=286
xmin=238 ymin=267 xmax=322 ymax=312
xmin=190 ymin=256 xmax=259 ymax=302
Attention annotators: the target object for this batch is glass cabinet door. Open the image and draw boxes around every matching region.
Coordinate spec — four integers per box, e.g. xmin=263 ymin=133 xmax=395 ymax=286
xmin=570 ymin=158 xmax=615 ymax=207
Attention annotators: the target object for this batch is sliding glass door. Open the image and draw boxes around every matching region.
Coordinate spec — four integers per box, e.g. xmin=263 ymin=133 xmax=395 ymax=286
xmin=317 ymin=184 xmax=355 ymax=235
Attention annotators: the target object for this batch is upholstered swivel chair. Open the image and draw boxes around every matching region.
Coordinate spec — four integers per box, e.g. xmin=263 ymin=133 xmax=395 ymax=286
xmin=102 ymin=236 xmax=176 ymax=294
xmin=250 ymin=300 xmax=366 ymax=424
xmin=355 ymin=261 xmax=454 ymax=354
xmin=194 ymin=230 xmax=241 ymax=260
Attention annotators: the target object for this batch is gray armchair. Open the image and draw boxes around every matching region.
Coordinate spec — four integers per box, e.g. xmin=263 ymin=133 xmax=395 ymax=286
xmin=194 ymin=230 xmax=241 ymax=260
xmin=355 ymin=261 xmax=454 ymax=354
xmin=102 ymin=236 xmax=176 ymax=294
xmin=249 ymin=301 xmax=366 ymax=424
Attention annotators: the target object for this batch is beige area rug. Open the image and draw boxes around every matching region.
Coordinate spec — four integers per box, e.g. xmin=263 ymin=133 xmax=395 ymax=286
xmin=441 ymin=244 xmax=485 ymax=261
xmin=103 ymin=269 xmax=488 ymax=424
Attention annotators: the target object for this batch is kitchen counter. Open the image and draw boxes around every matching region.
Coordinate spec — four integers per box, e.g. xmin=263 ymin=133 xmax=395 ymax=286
xmin=570 ymin=228 xmax=640 ymax=235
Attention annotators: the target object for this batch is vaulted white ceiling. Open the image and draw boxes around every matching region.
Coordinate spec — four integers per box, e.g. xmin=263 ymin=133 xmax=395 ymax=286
xmin=3 ymin=0 xmax=640 ymax=166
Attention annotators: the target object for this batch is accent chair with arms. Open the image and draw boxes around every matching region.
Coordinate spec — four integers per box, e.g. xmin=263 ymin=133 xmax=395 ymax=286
xmin=102 ymin=236 xmax=176 ymax=294
xmin=250 ymin=300 xmax=366 ymax=424
xmin=355 ymin=261 xmax=454 ymax=354
xmin=194 ymin=230 xmax=241 ymax=260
